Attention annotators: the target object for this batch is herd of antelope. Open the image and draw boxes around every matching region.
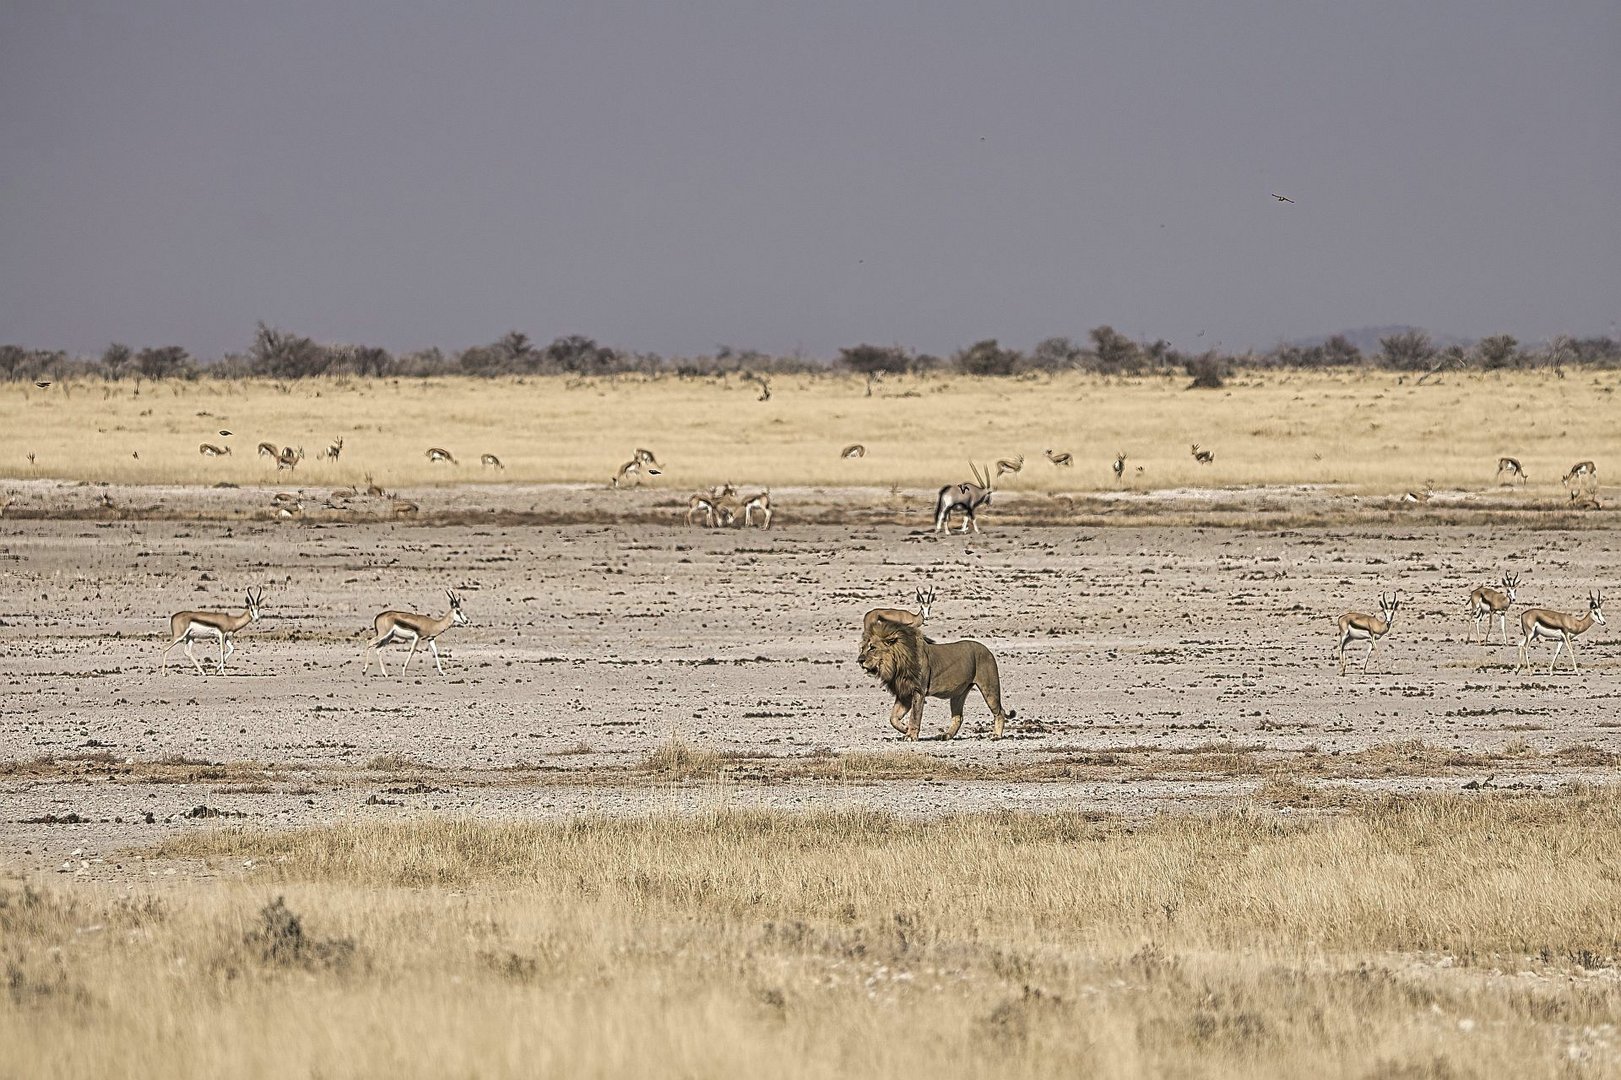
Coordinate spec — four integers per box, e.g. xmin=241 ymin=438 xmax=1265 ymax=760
xmin=1337 ymin=577 xmax=1606 ymax=676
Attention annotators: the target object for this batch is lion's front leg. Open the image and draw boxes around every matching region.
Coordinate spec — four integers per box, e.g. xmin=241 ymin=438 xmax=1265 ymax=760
xmin=887 ymin=697 xmax=911 ymax=735
xmin=905 ymin=695 xmax=924 ymax=740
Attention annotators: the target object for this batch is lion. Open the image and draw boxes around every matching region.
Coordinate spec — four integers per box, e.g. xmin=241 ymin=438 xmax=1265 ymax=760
xmin=857 ymin=617 xmax=1015 ymax=740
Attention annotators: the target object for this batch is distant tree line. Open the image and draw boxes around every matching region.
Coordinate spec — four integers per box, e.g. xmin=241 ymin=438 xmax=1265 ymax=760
xmin=2 ymin=322 xmax=1618 ymax=384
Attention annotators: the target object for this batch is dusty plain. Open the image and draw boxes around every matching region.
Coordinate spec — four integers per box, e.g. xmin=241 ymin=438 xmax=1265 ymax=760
xmin=3 ymin=370 xmax=1620 ymax=1077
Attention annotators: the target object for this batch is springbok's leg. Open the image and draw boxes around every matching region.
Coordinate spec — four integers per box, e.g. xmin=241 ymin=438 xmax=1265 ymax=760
xmin=429 ymin=639 xmax=445 ymax=675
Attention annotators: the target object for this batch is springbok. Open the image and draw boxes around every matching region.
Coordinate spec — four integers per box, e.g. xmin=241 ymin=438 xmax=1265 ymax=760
xmin=426 ymin=447 xmax=457 ymax=465
xmin=934 ymin=463 xmax=993 ymax=534
xmin=741 ymin=490 xmax=772 ymax=529
xmin=198 ymin=443 xmax=231 ymax=457
xmin=1467 ymin=572 xmax=1519 ymax=644
xmin=1517 ymin=591 xmax=1605 ymax=675
xmin=1336 ymin=591 xmax=1401 ymax=675
xmin=1495 ymin=457 xmax=1527 ymax=484
xmin=319 ymin=437 xmax=344 ymax=462
xmin=365 ymin=590 xmax=470 ymax=676
xmin=276 ymin=446 xmax=304 ymax=471
xmin=686 ymin=490 xmax=720 ymax=527
xmin=862 ymin=586 xmax=936 ymax=634
xmin=1191 ymin=444 xmax=1214 ymax=464
xmin=1113 ymin=452 xmax=1126 ymax=482
xmin=480 ymin=453 xmax=504 ymax=470
xmin=634 ymin=448 xmax=660 ymax=468
xmin=612 ymin=458 xmax=662 ymax=487
xmin=161 ymin=588 xmax=264 ymax=675
xmin=841 ymin=444 xmax=866 ymax=459
xmin=996 ymin=455 xmax=1024 ymax=478
xmin=1044 ymin=449 xmax=1073 ymax=467
xmin=257 ymin=442 xmax=280 ymax=459
xmin=1563 ymin=460 xmax=1597 ymax=493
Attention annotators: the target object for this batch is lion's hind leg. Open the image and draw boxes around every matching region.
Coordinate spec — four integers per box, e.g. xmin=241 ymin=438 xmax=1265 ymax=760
xmin=978 ymin=668 xmax=1014 ymax=740
xmin=942 ymin=690 xmax=969 ymax=740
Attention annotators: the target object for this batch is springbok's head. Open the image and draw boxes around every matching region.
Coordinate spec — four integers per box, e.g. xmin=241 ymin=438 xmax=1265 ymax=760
xmin=245 ymin=587 xmax=265 ymax=622
xmin=1380 ymin=591 xmax=1401 ymax=624
xmin=914 ymin=586 xmax=937 ymax=622
xmin=1502 ymin=572 xmax=1520 ymax=603
xmin=1589 ymin=590 xmax=1606 ymax=626
xmin=447 ymin=589 xmax=470 ymax=627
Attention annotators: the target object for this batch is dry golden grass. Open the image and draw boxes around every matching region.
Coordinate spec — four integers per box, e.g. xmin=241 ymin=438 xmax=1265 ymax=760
xmin=2 ymin=369 xmax=1617 ymax=493
xmin=5 ymin=793 xmax=1620 ymax=1078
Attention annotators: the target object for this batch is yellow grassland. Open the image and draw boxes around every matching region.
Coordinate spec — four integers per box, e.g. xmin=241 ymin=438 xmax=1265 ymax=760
xmin=1 ymin=368 xmax=1615 ymax=492
xmin=4 ymin=792 xmax=1620 ymax=1078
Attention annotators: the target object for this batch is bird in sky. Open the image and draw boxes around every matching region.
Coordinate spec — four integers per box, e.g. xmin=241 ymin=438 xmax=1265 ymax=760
xmin=34 ymin=380 xmax=51 ymax=389
xmin=219 ymin=430 xmax=233 ymax=437
xmin=1271 ymin=193 xmax=1295 ymax=203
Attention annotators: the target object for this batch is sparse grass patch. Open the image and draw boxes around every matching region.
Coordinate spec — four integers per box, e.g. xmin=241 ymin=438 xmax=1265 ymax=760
xmin=4 ymin=791 xmax=1618 ymax=1078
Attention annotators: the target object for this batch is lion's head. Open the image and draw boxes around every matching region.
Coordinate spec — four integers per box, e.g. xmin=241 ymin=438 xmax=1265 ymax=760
xmin=858 ymin=617 xmax=923 ymax=698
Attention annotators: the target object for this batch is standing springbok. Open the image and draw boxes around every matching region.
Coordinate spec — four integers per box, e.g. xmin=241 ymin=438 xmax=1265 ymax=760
xmin=1191 ymin=444 xmax=1215 ymax=464
xmin=276 ymin=446 xmax=304 ymax=471
xmin=161 ymin=588 xmax=264 ymax=675
xmin=686 ymin=490 xmax=720 ymax=527
xmin=365 ymin=590 xmax=470 ymax=676
xmin=1495 ymin=457 xmax=1528 ymax=484
xmin=1336 ymin=591 xmax=1401 ymax=675
xmin=934 ymin=463 xmax=993 ymax=534
xmin=862 ymin=586 xmax=936 ymax=634
xmin=1044 ymin=449 xmax=1073 ymax=467
xmin=319 ymin=437 xmax=344 ymax=462
xmin=1517 ymin=591 xmax=1605 ymax=675
xmin=1113 ymin=452 xmax=1126 ymax=482
xmin=612 ymin=458 xmax=662 ymax=488
xmin=1467 ymin=572 xmax=1519 ymax=644
xmin=741 ymin=490 xmax=772 ymax=529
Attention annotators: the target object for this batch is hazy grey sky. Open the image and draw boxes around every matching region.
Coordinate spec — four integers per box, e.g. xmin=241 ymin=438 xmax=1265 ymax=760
xmin=2 ymin=1 xmax=1616 ymax=359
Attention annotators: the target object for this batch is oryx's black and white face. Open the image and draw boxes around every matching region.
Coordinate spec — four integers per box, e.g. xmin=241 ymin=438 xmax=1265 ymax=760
xmin=914 ymin=587 xmax=936 ymax=622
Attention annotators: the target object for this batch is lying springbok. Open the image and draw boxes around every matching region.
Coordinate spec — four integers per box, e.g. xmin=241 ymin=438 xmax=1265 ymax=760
xmin=1336 ymin=591 xmax=1400 ymax=675
xmin=862 ymin=587 xmax=936 ymax=634
xmin=1517 ymin=591 xmax=1605 ymax=675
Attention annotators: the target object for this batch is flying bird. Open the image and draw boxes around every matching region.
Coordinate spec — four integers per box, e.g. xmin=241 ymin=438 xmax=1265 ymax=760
xmin=218 ymin=430 xmax=233 ymax=437
xmin=1271 ymin=193 xmax=1295 ymax=204
xmin=34 ymin=381 xmax=51 ymax=389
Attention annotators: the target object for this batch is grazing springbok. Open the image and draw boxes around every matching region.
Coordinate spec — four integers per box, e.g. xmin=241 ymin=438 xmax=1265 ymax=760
xmin=1495 ymin=456 xmax=1527 ymax=484
xmin=480 ymin=453 xmax=504 ymax=470
xmin=198 ymin=443 xmax=230 ymax=457
xmin=1563 ymin=460 xmax=1597 ymax=493
xmin=1517 ymin=591 xmax=1605 ymax=675
xmin=1467 ymin=572 xmax=1520 ymax=644
xmin=366 ymin=590 xmax=470 ymax=676
xmin=862 ymin=586 xmax=936 ymax=635
xmin=1044 ymin=449 xmax=1073 ymax=467
xmin=841 ymin=444 xmax=866 ymax=459
xmin=933 ymin=463 xmax=993 ymax=534
xmin=162 ymin=588 xmax=264 ymax=675
xmin=1336 ymin=591 xmax=1401 ymax=675
xmin=996 ymin=455 xmax=1024 ymax=478
xmin=426 ymin=447 xmax=457 ymax=465
xmin=1191 ymin=444 xmax=1214 ymax=465
xmin=257 ymin=441 xmax=280 ymax=459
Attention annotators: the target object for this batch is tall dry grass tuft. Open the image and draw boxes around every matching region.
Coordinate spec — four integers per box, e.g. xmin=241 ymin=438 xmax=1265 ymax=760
xmin=4 ymin=793 xmax=1620 ymax=1078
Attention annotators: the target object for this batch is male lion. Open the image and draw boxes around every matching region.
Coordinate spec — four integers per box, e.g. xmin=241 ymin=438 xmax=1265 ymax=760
xmin=858 ymin=618 xmax=1015 ymax=740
